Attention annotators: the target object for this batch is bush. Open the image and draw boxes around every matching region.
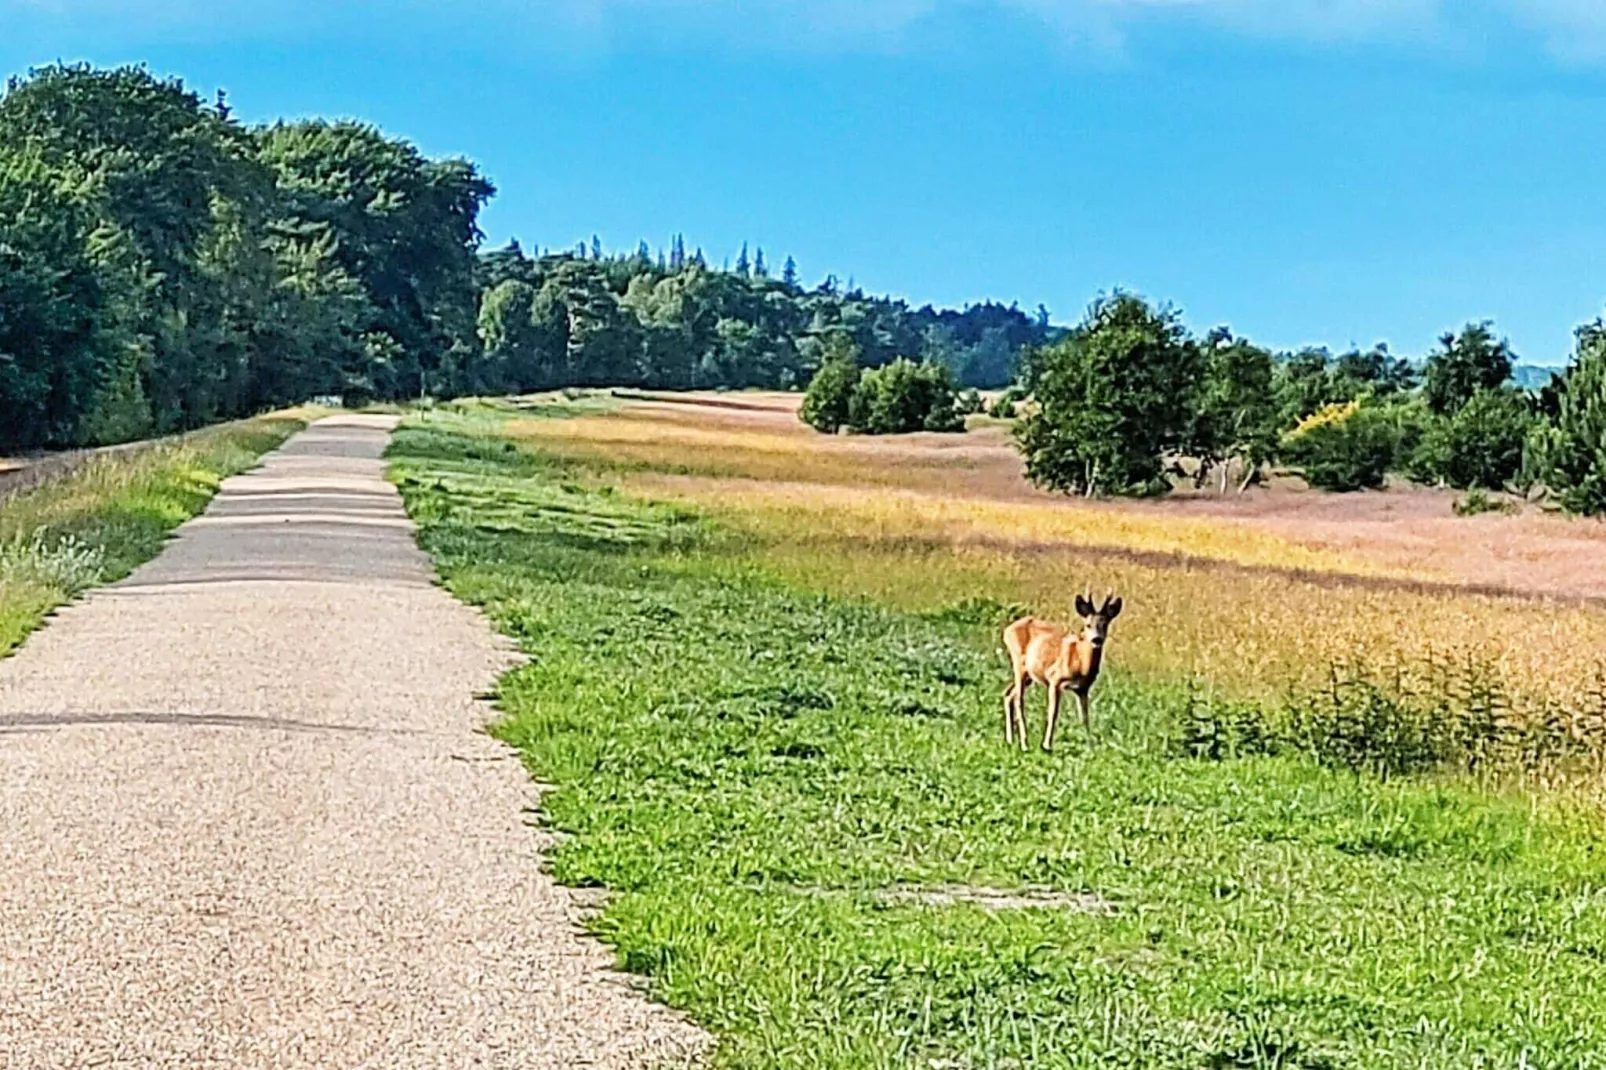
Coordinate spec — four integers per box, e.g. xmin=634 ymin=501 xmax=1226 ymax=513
xmin=1280 ymin=398 xmax=1405 ymax=492
xmin=956 ymin=388 xmax=984 ymax=415
xmin=1453 ymin=488 xmax=1521 ymax=517
xmin=800 ymin=356 xmax=860 ymax=433
xmin=0 ymin=531 xmax=105 ymax=596
xmin=801 ymin=357 xmax=964 ymax=436
xmin=1411 ymin=387 xmax=1534 ymax=490
xmin=849 ymin=359 xmax=963 ymax=434
xmin=987 ymin=385 xmax=1025 ymax=419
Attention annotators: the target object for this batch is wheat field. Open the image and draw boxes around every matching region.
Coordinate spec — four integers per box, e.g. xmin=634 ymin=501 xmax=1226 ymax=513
xmin=503 ymin=393 xmax=1606 ymax=743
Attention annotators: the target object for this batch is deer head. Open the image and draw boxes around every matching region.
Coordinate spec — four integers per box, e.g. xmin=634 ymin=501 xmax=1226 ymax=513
xmin=1073 ymin=592 xmax=1124 ymax=649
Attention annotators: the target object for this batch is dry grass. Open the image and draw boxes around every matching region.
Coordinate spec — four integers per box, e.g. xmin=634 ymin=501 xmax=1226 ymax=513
xmin=500 ymin=392 xmax=1606 ymax=724
xmin=0 ymin=409 xmax=314 ymax=655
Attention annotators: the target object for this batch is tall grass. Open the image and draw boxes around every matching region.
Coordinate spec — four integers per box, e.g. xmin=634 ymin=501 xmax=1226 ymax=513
xmin=488 ymin=396 xmax=1606 ymax=786
xmin=0 ymin=411 xmax=310 ymax=655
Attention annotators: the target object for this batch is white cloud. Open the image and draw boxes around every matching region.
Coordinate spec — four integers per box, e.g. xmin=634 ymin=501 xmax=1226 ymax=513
xmin=1496 ymin=0 xmax=1606 ymax=58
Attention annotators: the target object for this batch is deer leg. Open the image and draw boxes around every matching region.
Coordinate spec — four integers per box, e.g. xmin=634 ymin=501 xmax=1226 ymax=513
xmin=1002 ymin=682 xmax=1017 ymax=745
xmin=1043 ymin=682 xmax=1063 ymax=753
xmin=1076 ymin=690 xmax=1092 ymax=738
xmin=1014 ymin=678 xmax=1031 ymax=751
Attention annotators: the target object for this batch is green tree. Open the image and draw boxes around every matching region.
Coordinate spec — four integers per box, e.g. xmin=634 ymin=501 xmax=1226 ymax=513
xmin=1531 ymin=321 xmax=1606 ymax=515
xmin=1334 ymin=344 xmax=1416 ymax=398
xmin=0 ymin=149 xmax=119 ymax=449
xmin=257 ymin=120 xmax=494 ymax=398
xmin=1190 ymin=328 xmax=1279 ymax=492
xmin=1015 ymin=293 xmax=1199 ymax=496
xmin=1412 ymin=387 xmax=1533 ymax=490
xmin=0 ymin=64 xmax=272 ymax=431
xmin=849 ymin=359 xmax=963 ymax=434
xmin=477 ymin=279 xmax=568 ymax=393
xmin=800 ymin=333 xmax=862 ymax=433
xmin=1423 ymin=322 xmax=1514 ymax=416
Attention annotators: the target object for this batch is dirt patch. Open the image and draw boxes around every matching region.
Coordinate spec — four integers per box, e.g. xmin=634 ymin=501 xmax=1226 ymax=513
xmin=883 ymin=885 xmax=1116 ymax=913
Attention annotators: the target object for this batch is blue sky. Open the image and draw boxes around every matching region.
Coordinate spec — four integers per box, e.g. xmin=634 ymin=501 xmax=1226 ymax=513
xmin=6 ymin=1 xmax=1606 ymax=363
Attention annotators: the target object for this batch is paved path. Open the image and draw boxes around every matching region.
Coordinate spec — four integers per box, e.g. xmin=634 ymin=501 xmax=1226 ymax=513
xmin=0 ymin=416 xmax=706 ymax=1068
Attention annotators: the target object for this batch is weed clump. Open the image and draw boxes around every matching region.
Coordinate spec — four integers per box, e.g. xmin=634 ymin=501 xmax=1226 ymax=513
xmin=1453 ymin=487 xmax=1521 ymax=516
xmin=1177 ymin=654 xmax=1606 ymax=780
xmin=0 ymin=531 xmax=105 ymax=596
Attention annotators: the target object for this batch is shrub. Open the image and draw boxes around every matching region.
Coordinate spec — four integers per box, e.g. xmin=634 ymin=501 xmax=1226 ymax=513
xmin=1280 ymin=398 xmax=1405 ymax=492
xmin=0 ymin=530 xmax=105 ymax=596
xmin=1411 ymin=387 xmax=1534 ymax=490
xmin=800 ymin=355 xmax=861 ymax=433
xmin=849 ymin=358 xmax=963 ymax=434
xmin=956 ymin=388 xmax=984 ymax=415
xmin=1453 ymin=488 xmax=1521 ymax=517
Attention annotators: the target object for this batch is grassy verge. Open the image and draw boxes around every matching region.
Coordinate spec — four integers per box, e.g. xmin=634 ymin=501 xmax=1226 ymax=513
xmin=0 ymin=410 xmax=311 ymax=655
xmin=394 ymin=409 xmax=1606 ymax=1069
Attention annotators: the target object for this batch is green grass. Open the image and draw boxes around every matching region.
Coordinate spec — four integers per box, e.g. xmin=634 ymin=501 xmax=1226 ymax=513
xmin=0 ymin=412 xmax=308 ymax=655
xmin=392 ymin=410 xmax=1606 ymax=1069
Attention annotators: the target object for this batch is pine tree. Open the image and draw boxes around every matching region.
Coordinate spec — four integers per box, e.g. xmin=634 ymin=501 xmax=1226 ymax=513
xmin=1535 ymin=320 xmax=1606 ymax=515
xmin=670 ymin=234 xmax=685 ymax=270
xmin=591 ymin=234 xmax=603 ymax=261
xmin=735 ymin=242 xmax=750 ymax=277
xmin=753 ymin=247 xmax=768 ymax=278
xmin=782 ymin=255 xmax=798 ymax=288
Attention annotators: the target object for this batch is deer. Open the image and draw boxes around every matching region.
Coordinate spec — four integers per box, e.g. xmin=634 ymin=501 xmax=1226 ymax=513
xmin=1002 ymin=594 xmax=1124 ymax=752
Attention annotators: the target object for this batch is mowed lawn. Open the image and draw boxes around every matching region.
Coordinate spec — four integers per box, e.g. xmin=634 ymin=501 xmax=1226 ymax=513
xmin=392 ymin=401 xmax=1606 ymax=1069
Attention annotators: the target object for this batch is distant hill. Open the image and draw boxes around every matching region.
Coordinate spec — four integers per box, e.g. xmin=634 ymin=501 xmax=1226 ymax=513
xmin=1512 ymin=364 xmax=1562 ymax=391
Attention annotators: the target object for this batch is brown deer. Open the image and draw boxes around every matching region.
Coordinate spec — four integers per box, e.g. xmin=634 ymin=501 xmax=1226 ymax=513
xmin=1002 ymin=594 xmax=1123 ymax=752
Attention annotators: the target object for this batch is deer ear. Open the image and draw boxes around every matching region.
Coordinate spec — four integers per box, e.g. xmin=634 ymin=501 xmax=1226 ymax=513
xmin=1105 ymin=597 xmax=1124 ymax=620
xmin=1075 ymin=594 xmax=1095 ymax=618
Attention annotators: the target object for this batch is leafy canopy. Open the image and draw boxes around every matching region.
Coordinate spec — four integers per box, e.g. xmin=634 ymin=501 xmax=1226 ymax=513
xmin=1015 ymin=293 xmax=1199 ymax=496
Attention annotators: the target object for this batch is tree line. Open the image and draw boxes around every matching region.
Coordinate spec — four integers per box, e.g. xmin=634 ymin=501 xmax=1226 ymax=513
xmin=0 ymin=65 xmax=493 ymax=450
xmin=0 ymin=63 xmax=1050 ymax=452
xmin=7 ymin=64 xmax=1606 ymax=515
xmin=1010 ymin=293 xmax=1606 ymax=514
xmin=473 ymin=240 xmax=1047 ymax=395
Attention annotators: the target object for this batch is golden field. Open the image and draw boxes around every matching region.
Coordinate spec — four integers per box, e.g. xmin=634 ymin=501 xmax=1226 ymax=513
xmin=503 ymin=391 xmax=1606 ymax=723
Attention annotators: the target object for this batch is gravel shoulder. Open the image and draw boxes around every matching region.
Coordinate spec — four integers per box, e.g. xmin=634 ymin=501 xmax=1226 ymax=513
xmin=0 ymin=415 xmax=707 ymax=1068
